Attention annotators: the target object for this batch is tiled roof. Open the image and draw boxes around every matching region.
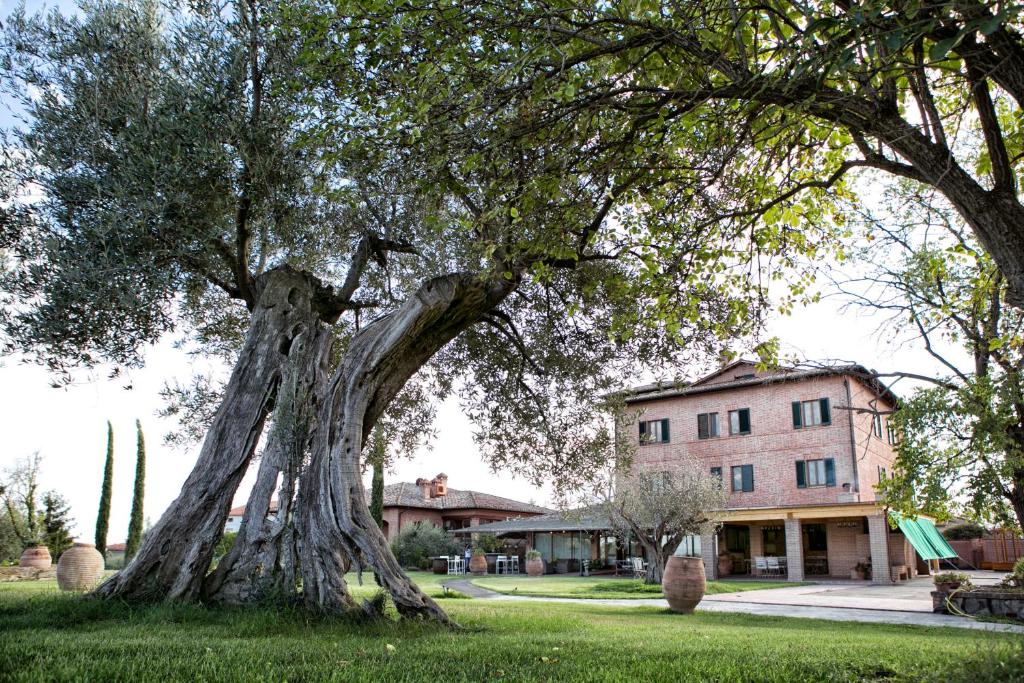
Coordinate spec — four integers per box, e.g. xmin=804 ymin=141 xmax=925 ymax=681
xmin=228 ymin=500 xmax=279 ymax=518
xmin=621 ymin=363 xmax=899 ymax=406
xmin=106 ymin=543 xmax=126 ymax=552
xmin=378 ymin=482 xmax=551 ymax=515
xmin=452 ymin=508 xmax=610 ymax=534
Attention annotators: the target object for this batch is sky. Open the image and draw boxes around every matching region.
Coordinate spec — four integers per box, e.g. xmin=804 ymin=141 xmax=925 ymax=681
xmin=0 ymin=0 xmax=967 ymax=544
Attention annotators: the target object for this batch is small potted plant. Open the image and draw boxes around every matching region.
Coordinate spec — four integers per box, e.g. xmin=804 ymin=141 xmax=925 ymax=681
xmin=468 ymin=547 xmax=488 ymax=575
xmin=525 ymin=549 xmax=544 ymax=577
xmin=852 ymin=559 xmax=871 ymax=581
xmin=933 ymin=571 xmax=971 ymax=593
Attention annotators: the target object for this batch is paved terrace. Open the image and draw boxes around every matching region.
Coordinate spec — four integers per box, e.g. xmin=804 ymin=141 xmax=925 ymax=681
xmin=442 ymin=571 xmax=1024 ymax=635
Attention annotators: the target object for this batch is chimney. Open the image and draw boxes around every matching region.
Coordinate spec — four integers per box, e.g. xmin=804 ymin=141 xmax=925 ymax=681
xmin=415 ymin=478 xmax=431 ymax=500
xmin=431 ymin=473 xmax=448 ymax=498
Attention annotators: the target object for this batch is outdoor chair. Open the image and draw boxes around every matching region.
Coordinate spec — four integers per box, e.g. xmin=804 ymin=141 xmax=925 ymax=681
xmin=496 ymin=555 xmax=508 ymax=574
xmin=508 ymin=556 xmax=520 ymax=574
xmin=754 ymin=557 xmax=768 ymax=577
xmin=766 ymin=556 xmax=781 ymax=577
xmin=631 ymin=557 xmax=646 ymax=579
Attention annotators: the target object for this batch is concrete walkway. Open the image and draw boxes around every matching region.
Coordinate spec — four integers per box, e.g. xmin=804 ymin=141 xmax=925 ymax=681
xmin=441 ymin=579 xmax=1024 ymax=635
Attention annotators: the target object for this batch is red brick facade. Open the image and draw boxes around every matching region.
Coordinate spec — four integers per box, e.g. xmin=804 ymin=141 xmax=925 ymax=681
xmin=625 ymin=361 xmax=923 ymax=583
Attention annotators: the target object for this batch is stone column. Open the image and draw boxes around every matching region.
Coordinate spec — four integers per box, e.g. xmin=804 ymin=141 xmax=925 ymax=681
xmin=867 ymin=514 xmax=891 ymax=584
xmin=784 ymin=518 xmax=804 ymax=582
xmin=701 ymin=531 xmax=718 ymax=580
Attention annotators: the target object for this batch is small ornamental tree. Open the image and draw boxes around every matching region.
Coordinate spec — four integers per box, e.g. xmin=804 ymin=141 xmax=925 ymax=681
xmin=94 ymin=422 xmax=114 ymax=557
xmin=601 ymin=459 xmax=727 ymax=584
xmin=1 ymin=452 xmax=43 ymax=548
xmin=389 ymin=525 xmax=462 ymax=571
xmin=125 ymin=420 xmax=146 ymax=562
xmin=41 ymin=492 xmax=74 ymax=561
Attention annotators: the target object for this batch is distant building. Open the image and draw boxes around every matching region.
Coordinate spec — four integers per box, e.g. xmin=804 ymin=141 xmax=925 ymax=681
xmin=223 ymin=473 xmax=549 ymax=541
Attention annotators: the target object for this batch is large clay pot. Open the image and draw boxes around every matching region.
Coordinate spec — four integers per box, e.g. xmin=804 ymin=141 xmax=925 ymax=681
xmin=57 ymin=543 xmax=105 ymax=591
xmin=469 ymin=554 xmax=488 ymax=575
xmin=19 ymin=545 xmax=52 ymax=569
xmin=662 ymin=556 xmax=706 ymax=614
xmin=526 ymin=557 xmax=544 ymax=577
xmin=431 ymin=557 xmax=449 ymax=575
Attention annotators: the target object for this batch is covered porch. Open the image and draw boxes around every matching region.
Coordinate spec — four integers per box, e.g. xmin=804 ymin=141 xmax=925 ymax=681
xmin=702 ymin=503 xmax=954 ymax=584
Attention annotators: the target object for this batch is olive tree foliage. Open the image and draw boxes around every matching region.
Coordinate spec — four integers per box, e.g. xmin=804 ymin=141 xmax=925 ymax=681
xmin=368 ymin=0 xmax=1024 ymax=309
xmin=1 ymin=0 xmax=829 ymax=622
xmin=595 ymin=458 xmax=726 ymax=584
xmin=835 ymin=182 xmax=1024 ymax=532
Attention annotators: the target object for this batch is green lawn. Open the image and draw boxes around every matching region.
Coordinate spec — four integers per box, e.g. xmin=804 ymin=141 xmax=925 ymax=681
xmin=346 ymin=571 xmax=458 ymax=599
xmin=470 ymin=575 xmax=805 ymax=599
xmin=0 ymin=580 xmax=1018 ymax=681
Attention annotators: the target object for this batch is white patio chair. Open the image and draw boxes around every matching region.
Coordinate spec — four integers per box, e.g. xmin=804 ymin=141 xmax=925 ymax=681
xmin=631 ymin=556 xmax=645 ymax=579
xmin=509 ymin=555 xmax=520 ymax=574
xmin=754 ymin=557 xmax=768 ymax=577
xmin=496 ymin=555 xmax=508 ymax=575
xmin=766 ymin=556 xmax=781 ymax=577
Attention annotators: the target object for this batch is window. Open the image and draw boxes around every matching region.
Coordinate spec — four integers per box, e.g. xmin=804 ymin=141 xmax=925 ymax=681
xmin=762 ymin=526 xmax=784 ymax=555
xmin=728 ymin=408 xmax=751 ymax=435
xmin=710 ymin=466 xmax=722 ymax=479
xmin=804 ymin=523 xmax=828 ymax=552
xmin=795 ymin=458 xmax=836 ymax=488
xmin=792 ymin=398 xmax=831 ymax=428
xmin=886 ymin=421 xmax=899 ymax=445
xmin=731 ymin=464 xmax=754 ymax=492
xmin=639 ymin=418 xmax=670 ymax=444
xmin=877 ymin=465 xmax=887 ymax=482
xmin=697 ymin=412 xmax=719 ymax=439
xmin=871 ymin=414 xmax=883 ymax=438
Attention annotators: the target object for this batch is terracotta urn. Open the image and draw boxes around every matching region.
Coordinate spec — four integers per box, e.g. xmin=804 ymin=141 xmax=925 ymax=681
xmin=526 ymin=557 xmax=544 ymax=577
xmin=662 ymin=555 xmax=706 ymax=614
xmin=469 ymin=554 xmax=488 ymax=575
xmin=19 ymin=545 xmax=52 ymax=569
xmin=57 ymin=543 xmax=105 ymax=591
xmin=431 ymin=557 xmax=449 ymax=575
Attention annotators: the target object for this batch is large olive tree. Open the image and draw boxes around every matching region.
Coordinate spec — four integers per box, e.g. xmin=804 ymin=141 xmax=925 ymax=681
xmin=1 ymin=0 xmax=829 ymax=622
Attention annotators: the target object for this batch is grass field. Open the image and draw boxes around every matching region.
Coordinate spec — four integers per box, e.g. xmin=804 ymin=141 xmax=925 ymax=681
xmin=469 ymin=575 xmax=803 ymax=599
xmin=0 ymin=580 xmax=1019 ymax=681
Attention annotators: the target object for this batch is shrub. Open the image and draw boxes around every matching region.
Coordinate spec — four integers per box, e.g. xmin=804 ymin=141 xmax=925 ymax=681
xmin=214 ymin=531 xmax=237 ymax=563
xmin=933 ymin=572 xmax=971 ymax=586
xmin=475 ymin=533 xmax=504 ymax=553
xmin=943 ymin=523 xmax=986 ymax=540
xmin=389 ymin=524 xmax=461 ymax=570
xmin=526 ymin=549 xmax=542 ymax=560
xmin=1013 ymin=557 xmax=1024 ymax=578
xmin=471 ymin=547 xmax=485 ymax=557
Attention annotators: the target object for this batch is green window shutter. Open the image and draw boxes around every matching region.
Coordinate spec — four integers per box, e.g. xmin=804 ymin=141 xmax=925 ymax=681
xmin=825 ymin=458 xmax=836 ymax=487
xmin=697 ymin=414 xmax=708 ymax=440
xmin=661 ymin=418 xmax=670 ymax=443
xmin=742 ymin=464 xmax=754 ymax=492
xmin=820 ymin=398 xmax=831 ymax=425
xmin=792 ymin=402 xmax=802 ymax=429
xmin=795 ymin=460 xmax=807 ymax=488
xmin=739 ymin=409 xmax=751 ymax=434
xmin=639 ymin=421 xmax=647 ymax=442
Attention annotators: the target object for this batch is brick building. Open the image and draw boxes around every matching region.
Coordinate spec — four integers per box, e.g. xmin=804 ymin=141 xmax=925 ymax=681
xmin=225 ymin=474 xmax=550 ymax=541
xmin=378 ymin=474 xmax=551 ymax=540
xmin=625 ymin=359 xmax=943 ymax=583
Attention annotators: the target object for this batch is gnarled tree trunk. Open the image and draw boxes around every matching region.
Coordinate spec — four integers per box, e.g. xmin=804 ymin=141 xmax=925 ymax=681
xmin=95 ymin=266 xmax=326 ymax=602
xmin=299 ymin=273 xmax=511 ymax=623
xmin=202 ymin=315 xmax=333 ymax=604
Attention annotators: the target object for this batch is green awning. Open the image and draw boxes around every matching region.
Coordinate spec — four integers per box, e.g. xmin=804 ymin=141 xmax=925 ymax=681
xmin=916 ymin=518 xmax=958 ymax=559
xmin=891 ymin=513 xmax=957 ymax=560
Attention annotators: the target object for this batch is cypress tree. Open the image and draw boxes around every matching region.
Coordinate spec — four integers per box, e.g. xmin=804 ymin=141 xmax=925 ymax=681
xmin=369 ymin=436 xmax=385 ymax=530
xmin=42 ymin=492 xmax=74 ymax=560
xmin=125 ymin=419 xmax=146 ymax=562
xmin=94 ymin=421 xmax=114 ymax=556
